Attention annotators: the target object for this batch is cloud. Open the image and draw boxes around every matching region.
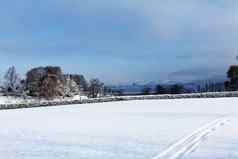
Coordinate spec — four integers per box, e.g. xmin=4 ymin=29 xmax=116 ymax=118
xmin=59 ymin=0 xmax=238 ymax=61
xmin=54 ymin=0 xmax=238 ymax=39
xmin=131 ymin=0 xmax=238 ymax=38
xmin=168 ymin=67 xmax=227 ymax=82
xmin=0 ymin=0 xmax=238 ymax=83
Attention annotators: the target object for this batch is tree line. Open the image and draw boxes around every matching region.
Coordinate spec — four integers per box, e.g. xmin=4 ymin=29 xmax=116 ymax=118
xmin=140 ymin=62 xmax=238 ymax=95
xmin=141 ymin=82 xmax=225 ymax=96
xmin=0 ymin=66 xmax=104 ymax=99
xmin=111 ymin=59 xmax=238 ymax=96
xmin=141 ymin=84 xmax=187 ymax=95
xmin=1 ymin=60 xmax=238 ymax=99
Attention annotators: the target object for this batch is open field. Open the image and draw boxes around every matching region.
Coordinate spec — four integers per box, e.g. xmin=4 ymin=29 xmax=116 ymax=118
xmin=0 ymin=98 xmax=237 ymax=159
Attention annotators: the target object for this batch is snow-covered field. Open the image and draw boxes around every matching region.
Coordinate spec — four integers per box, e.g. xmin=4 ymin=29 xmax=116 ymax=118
xmin=0 ymin=95 xmax=88 ymax=105
xmin=0 ymin=98 xmax=237 ymax=159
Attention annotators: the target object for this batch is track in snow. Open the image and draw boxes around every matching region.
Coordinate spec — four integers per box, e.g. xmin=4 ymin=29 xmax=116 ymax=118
xmin=151 ymin=118 xmax=231 ymax=159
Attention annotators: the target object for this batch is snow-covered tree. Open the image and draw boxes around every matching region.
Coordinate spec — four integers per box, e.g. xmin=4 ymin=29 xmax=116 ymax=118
xmin=66 ymin=74 xmax=88 ymax=91
xmin=26 ymin=66 xmax=65 ymax=98
xmin=3 ymin=66 xmax=21 ymax=94
xmin=40 ymin=75 xmax=64 ymax=99
xmin=63 ymin=75 xmax=79 ymax=97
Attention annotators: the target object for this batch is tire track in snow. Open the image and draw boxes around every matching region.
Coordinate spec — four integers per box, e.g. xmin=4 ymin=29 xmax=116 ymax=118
xmin=151 ymin=118 xmax=231 ymax=159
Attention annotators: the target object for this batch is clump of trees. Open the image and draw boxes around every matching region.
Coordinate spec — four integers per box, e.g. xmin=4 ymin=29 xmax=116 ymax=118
xmin=170 ymin=84 xmax=185 ymax=94
xmin=4 ymin=62 xmax=238 ymax=100
xmin=0 ymin=66 xmax=104 ymax=99
xmin=26 ymin=66 xmax=65 ymax=99
xmin=197 ymin=81 xmax=224 ymax=93
xmin=155 ymin=84 xmax=185 ymax=95
xmin=141 ymin=84 xmax=186 ymax=95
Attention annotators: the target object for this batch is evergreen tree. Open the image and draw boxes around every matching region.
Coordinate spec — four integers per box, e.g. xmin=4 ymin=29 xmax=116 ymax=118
xmin=225 ymin=65 xmax=238 ymax=91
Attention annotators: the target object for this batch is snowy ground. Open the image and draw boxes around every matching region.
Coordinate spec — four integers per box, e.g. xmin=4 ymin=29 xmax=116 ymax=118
xmin=0 ymin=98 xmax=237 ymax=159
xmin=0 ymin=95 xmax=88 ymax=105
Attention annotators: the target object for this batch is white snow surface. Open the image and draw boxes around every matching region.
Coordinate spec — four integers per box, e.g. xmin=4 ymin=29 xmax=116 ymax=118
xmin=0 ymin=95 xmax=88 ymax=105
xmin=0 ymin=98 xmax=237 ymax=159
xmin=0 ymin=96 xmax=35 ymax=104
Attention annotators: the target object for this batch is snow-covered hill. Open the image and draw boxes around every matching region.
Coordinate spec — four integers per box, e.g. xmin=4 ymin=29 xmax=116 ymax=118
xmin=0 ymin=98 xmax=237 ymax=159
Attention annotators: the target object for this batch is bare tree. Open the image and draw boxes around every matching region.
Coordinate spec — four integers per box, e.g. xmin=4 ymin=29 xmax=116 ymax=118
xmin=3 ymin=66 xmax=21 ymax=95
xmin=88 ymin=78 xmax=104 ymax=98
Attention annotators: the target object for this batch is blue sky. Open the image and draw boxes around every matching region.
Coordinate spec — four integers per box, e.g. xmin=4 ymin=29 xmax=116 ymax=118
xmin=0 ymin=0 xmax=238 ymax=84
